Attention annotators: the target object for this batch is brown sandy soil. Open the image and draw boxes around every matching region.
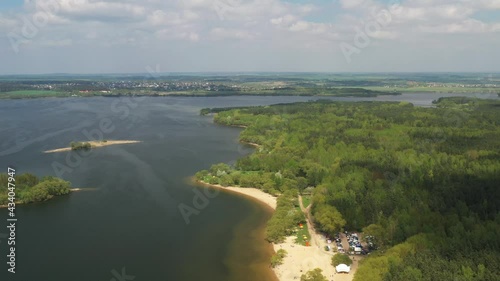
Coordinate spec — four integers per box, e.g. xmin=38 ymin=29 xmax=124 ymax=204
xmin=43 ymin=140 xmax=141 ymax=153
xmin=195 ymin=180 xmax=277 ymax=210
xmin=272 ymin=198 xmax=353 ymax=281
xmin=196 ymin=181 xmax=360 ymax=281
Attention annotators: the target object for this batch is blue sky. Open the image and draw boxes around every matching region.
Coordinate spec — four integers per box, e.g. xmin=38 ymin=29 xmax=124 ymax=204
xmin=474 ymin=10 xmax=500 ymax=22
xmin=0 ymin=0 xmax=499 ymax=74
xmin=0 ymin=0 xmax=23 ymax=10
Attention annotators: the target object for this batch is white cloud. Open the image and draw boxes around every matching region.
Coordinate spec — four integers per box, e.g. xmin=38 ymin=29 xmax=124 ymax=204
xmin=1 ymin=0 xmax=499 ymax=73
xmin=39 ymin=38 xmax=72 ymax=46
xmin=147 ymin=10 xmax=199 ymax=26
xmin=339 ymin=0 xmax=374 ymax=10
xmin=393 ymin=4 xmax=475 ymax=22
xmin=270 ymin=14 xmax=296 ymax=26
xmin=210 ymin=27 xmax=258 ymax=40
xmin=464 ymin=0 xmax=500 ymax=10
xmin=289 ymin=21 xmax=310 ymax=32
xmin=155 ymin=28 xmax=200 ymax=42
xmin=418 ymin=18 xmax=500 ymax=33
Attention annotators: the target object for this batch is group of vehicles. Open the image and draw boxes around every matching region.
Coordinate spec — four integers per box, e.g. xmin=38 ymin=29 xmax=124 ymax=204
xmin=324 ymin=232 xmax=371 ymax=255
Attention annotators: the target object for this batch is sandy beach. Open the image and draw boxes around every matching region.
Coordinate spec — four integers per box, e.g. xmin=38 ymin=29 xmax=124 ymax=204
xmin=43 ymin=140 xmax=142 ymax=153
xmin=273 ymin=235 xmax=360 ymax=281
xmin=195 ymin=181 xmax=277 ymax=210
xmin=273 ymin=197 xmax=357 ymax=281
xmin=196 ymin=180 xmax=357 ymax=281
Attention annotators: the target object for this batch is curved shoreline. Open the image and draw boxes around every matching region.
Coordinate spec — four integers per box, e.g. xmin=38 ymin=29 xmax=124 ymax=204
xmin=194 ymin=179 xmax=277 ymax=210
xmin=194 ymin=179 xmax=357 ymax=281
xmin=43 ymin=140 xmax=142 ymax=153
xmin=193 ymin=179 xmax=279 ymax=281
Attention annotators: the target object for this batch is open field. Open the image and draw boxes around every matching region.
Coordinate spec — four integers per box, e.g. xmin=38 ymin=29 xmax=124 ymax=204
xmin=1 ymin=90 xmax=66 ymax=98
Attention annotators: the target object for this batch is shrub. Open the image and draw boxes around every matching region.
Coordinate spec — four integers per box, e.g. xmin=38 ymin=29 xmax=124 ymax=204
xmin=270 ymin=249 xmax=288 ymax=268
xmin=300 ymin=268 xmax=328 ymax=281
xmin=331 ymin=253 xmax=353 ymax=266
xmin=219 ymin=174 xmax=234 ymax=187
xmin=195 ymin=170 xmax=209 ymax=180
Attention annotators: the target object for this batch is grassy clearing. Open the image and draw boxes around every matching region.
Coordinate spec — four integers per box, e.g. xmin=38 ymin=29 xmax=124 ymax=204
xmin=302 ymin=195 xmax=311 ymax=208
xmin=294 ymin=206 xmax=311 ymax=246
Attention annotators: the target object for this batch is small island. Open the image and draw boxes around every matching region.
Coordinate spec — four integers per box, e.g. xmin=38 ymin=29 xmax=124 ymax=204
xmin=44 ymin=140 xmax=142 ymax=153
xmin=0 ymin=173 xmax=72 ymax=207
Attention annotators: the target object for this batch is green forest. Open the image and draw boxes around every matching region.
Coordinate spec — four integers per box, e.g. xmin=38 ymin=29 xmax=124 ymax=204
xmin=0 ymin=174 xmax=72 ymax=205
xmin=196 ymin=97 xmax=500 ymax=281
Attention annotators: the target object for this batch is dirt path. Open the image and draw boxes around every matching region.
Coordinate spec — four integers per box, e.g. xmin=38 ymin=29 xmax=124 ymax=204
xmin=299 ymin=195 xmax=322 ymax=249
xmin=298 ymin=195 xmax=358 ymax=281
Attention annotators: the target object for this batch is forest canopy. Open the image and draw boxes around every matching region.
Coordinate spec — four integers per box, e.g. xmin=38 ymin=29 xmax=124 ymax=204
xmin=0 ymin=173 xmax=72 ymax=205
xmin=198 ymin=98 xmax=500 ymax=281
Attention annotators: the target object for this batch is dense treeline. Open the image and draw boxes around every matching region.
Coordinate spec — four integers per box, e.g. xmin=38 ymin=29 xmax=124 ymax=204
xmin=265 ymin=190 xmax=306 ymax=243
xmin=199 ymin=98 xmax=500 ymax=280
xmin=195 ymin=165 xmax=306 ymax=242
xmin=0 ymin=173 xmax=71 ymax=205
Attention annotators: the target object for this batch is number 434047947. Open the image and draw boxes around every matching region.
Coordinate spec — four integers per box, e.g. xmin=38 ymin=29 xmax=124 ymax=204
xmin=7 ymin=167 xmax=16 ymax=213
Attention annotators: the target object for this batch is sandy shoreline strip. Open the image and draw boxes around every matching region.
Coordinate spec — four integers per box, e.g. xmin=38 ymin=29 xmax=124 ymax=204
xmin=43 ymin=140 xmax=142 ymax=153
xmin=195 ymin=180 xmax=277 ymax=210
xmin=195 ymin=180 xmax=355 ymax=281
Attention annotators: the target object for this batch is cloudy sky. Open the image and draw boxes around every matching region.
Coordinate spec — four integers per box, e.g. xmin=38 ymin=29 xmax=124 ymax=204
xmin=0 ymin=0 xmax=499 ymax=74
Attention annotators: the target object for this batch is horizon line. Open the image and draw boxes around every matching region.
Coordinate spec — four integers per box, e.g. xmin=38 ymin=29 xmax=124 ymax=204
xmin=1 ymin=71 xmax=500 ymax=77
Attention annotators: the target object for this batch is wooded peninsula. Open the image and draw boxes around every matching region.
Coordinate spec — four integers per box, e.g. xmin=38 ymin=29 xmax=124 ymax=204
xmin=0 ymin=174 xmax=71 ymax=206
xmin=197 ymin=97 xmax=500 ymax=281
